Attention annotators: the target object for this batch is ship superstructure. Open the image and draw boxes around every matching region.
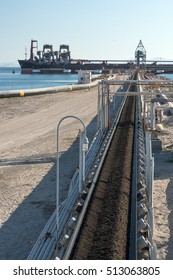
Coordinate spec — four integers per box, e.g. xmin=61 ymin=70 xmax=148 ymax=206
xmin=18 ymin=40 xmax=73 ymax=74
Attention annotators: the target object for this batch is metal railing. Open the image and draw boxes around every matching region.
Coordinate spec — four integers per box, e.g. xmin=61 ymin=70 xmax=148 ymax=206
xmin=135 ymin=74 xmax=157 ymax=259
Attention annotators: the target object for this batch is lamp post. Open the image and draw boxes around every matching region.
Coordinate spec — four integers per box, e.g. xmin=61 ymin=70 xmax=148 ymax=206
xmin=56 ymin=116 xmax=88 ymax=241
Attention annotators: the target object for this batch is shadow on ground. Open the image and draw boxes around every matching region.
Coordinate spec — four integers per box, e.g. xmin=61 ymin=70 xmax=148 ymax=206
xmin=0 ymin=116 xmax=97 ymax=260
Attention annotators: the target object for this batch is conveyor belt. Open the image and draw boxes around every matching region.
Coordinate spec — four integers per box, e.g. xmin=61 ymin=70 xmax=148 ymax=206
xmin=70 ymin=94 xmax=136 ymax=259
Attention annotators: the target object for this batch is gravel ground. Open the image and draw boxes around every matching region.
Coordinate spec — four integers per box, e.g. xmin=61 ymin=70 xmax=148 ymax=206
xmin=153 ymin=114 xmax=173 ymax=259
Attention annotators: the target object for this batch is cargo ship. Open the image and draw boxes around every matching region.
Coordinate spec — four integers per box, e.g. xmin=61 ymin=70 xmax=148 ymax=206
xmin=18 ymin=39 xmax=132 ymax=74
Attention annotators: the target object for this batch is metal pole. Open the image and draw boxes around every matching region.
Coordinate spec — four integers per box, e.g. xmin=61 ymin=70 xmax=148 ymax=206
xmin=102 ymin=81 xmax=105 ymax=132
xmin=150 ymin=103 xmax=155 ymax=129
xmin=145 ymin=131 xmax=152 ymax=203
xmin=79 ymin=131 xmax=83 ymax=193
xmin=97 ymin=82 xmax=102 ymax=131
xmin=97 ymin=82 xmax=101 ymax=130
xmin=105 ymin=83 xmax=109 ymax=130
xmin=82 ymin=132 xmax=89 ymax=182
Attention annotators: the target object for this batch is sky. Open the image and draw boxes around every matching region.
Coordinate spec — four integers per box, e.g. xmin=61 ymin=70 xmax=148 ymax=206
xmin=0 ymin=0 xmax=173 ymax=65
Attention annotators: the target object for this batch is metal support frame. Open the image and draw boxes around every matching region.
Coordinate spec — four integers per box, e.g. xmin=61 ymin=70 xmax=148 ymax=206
xmin=145 ymin=131 xmax=153 ymax=204
xmin=79 ymin=130 xmax=89 ymax=193
xmin=97 ymin=81 xmax=110 ymax=132
xmin=102 ymin=79 xmax=173 ymax=86
xmin=150 ymin=103 xmax=155 ymax=129
xmin=135 ymin=40 xmax=146 ymax=68
xmin=108 ymin=91 xmax=173 ymax=96
xmin=56 ymin=116 xmax=88 ymax=241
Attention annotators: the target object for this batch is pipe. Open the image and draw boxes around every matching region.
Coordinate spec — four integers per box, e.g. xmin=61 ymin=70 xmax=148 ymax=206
xmin=0 ymin=81 xmax=98 ymax=98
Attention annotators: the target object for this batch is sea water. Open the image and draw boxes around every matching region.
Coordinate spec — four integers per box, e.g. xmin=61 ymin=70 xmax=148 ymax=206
xmin=1 ymin=67 xmax=173 ymax=91
xmin=0 ymin=67 xmax=78 ymax=91
xmin=159 ymin=73 xmax=173 ymax=81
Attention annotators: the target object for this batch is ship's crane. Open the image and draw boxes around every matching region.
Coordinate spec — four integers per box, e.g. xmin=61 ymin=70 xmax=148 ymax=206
xmin=43 ymin=44 xmax=53 ymax=53
xmin=41 ymin=44 xmax=54 ymax=63
xmin=30 ymin=39 xmax=38 ymax=61
xmin=59 ymin=45 xmax=71 ymax=63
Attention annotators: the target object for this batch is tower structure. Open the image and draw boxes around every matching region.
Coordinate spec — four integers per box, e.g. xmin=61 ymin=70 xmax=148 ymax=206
xmin=135 ymin=40 xmax=146 ymax=67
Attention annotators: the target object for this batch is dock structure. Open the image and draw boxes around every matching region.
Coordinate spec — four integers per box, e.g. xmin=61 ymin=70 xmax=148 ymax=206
xmin=18 ymin=40 xmax=173 ymax=74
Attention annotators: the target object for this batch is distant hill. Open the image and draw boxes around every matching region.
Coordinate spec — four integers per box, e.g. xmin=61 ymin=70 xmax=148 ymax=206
xmin=0 ymin=61 xmax=19 ymax=67
xmin=150 ymin=57 xmax=173 ymax=61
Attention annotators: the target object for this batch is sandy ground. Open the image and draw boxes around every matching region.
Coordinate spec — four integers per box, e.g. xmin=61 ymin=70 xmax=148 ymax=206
xmin=153 ymin=114 xmax=173 ymax=260
xmin=0 ymin=86 xmax=100 ymax=260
